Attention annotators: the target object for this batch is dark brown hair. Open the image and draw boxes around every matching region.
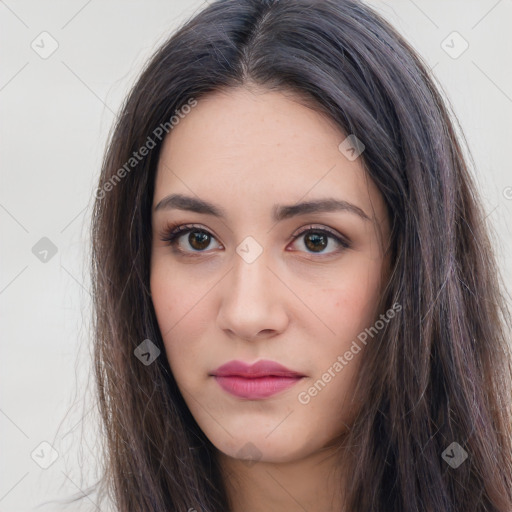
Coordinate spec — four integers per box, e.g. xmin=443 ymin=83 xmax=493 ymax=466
xmin=86 ymin=0 xmax=512 ymax=510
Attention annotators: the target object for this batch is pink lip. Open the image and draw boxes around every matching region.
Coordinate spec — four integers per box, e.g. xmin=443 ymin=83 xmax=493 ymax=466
xmin=210 ymin=360 xmax=305 ymax=399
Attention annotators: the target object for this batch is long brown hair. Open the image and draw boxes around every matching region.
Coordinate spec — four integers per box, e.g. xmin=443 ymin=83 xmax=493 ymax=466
xmin=87 ymin=0 xmax=512 ymax=510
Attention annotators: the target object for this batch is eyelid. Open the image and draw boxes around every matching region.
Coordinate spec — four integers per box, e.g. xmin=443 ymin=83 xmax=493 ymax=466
xmin=290 ymin=224 xmax=350 ymax=247
xmin=160 ymin=222 xmax=214 ymax=241
xmin=158 ymin=222 xmax=223 ymax=251
xmin=158 ymin=222 xmax=351 ymax=254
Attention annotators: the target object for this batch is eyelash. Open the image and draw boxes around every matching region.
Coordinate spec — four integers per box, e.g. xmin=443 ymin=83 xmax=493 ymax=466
xmin=158 ymin=222 xmax=351 ymax=257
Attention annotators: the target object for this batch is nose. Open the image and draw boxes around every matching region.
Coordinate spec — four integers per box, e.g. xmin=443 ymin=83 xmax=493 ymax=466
xmin=216 ymin=249 xmax=289 ymax=342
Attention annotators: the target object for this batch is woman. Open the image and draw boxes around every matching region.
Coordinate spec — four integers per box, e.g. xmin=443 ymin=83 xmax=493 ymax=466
xmin=89 ymin=0 xmax=512 ymax=510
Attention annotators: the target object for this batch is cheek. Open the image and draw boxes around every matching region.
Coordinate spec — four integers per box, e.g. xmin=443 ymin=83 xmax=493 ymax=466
xmin=150 ymin=256 xmax=211 ymax=333
xmin=323 ymin=256 xmax=385 ymax=340
xmin=150 ymin=265 xmax=209 ymax=375
xmin=300 ymin=281 xmax=380 ymax=431
xmin=302 ymin=255 xmax=384 ymax=419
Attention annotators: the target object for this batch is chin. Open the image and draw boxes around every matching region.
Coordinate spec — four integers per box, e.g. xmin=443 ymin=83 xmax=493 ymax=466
xmin=211 ymin=431 xmax=317 ymax=465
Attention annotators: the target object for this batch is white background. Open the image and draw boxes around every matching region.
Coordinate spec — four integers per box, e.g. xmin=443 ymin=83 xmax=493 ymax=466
xmin=1 ymin=1 xmax=511 ymax=510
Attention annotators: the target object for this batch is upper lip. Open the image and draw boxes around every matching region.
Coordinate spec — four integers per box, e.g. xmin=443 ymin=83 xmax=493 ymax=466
xmin=211 ymin=359 xmax=305 ymax=378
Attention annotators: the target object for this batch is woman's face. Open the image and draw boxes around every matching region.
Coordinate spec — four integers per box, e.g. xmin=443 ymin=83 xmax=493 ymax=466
xmin=150 ymin=87 xmax=390 ymax=463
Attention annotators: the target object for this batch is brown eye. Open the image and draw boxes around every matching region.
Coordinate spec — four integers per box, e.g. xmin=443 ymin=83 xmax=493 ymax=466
xmin=160 ymin=223 xmax=349 ymax=257
xmin=289 ymin=226 xmax=350 ymax=256
xmin=188 ymin=230 xmax=211 ymax=251
xmin=304 ymin=232 xmax=328 ymax=252
xmin=160 ymin=224 xmax=222 ymax=254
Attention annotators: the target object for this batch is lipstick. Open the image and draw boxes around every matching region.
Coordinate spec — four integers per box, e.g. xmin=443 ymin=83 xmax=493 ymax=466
xmin=210 ymin=360 xmax=305 ymax=399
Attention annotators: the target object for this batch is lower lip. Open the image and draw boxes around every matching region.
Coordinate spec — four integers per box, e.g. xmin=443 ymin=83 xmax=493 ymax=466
xmin=213 ymin=375 xmax=303 ymax=399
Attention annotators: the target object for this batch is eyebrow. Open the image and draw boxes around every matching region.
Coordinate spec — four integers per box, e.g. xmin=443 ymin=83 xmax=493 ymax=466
xmin=153 ymin=193 xmax=371 ymax=222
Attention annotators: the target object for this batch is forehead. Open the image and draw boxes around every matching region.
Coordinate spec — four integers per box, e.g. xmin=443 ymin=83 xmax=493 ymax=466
xmin=153 ymin=87 xmax=385 ymax=224
xmin=158 ymin=87 xmax=344 ymax=173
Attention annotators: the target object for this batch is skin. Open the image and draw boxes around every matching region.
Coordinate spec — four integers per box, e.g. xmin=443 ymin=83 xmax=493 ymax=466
xmin=150 ymin=86 xmax=391 ymax=512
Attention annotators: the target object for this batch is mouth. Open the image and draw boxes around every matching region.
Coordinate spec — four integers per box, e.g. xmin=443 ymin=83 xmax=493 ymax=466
xmin=213 ymin=375 xmax=304 ymax=399
xmin=210 ymin=359 xmax=305 ymax=400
